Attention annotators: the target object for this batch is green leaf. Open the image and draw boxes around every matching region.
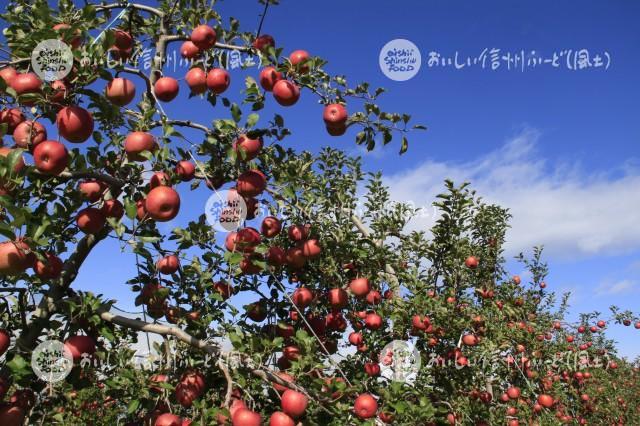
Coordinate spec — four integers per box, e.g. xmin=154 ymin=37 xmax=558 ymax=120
xmin=246 ymin=113 xmax=259 ymax=128
xmin=127 ymin=399 xmax=140 ymax=414
xmin=231 ymin=103 xmax=242 ymax=123
xmin=400 ymin=136 xmax=408 ymax=154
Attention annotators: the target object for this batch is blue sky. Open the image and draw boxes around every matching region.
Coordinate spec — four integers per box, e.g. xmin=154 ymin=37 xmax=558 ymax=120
xmin=11 ymin=1 xmax=639 ymax=357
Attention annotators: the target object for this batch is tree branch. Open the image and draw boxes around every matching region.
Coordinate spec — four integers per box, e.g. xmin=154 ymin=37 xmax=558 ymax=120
xmin=149 ymin=119 xmax=213 ymax=135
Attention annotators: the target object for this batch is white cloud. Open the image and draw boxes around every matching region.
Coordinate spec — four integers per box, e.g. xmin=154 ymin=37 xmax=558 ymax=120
xmin=384 ymin=128 xmax=640 ymax=260
xmin=596 ymin=279 xmax=639 ymax=296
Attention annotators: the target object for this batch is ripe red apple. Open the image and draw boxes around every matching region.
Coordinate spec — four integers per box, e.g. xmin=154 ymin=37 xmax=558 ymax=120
xmin=365 ymin=313 xmax=382 ymax=330
xmin=0 ymin=405 xmax=24 ymax=426
xmin=465 ymin=255 xmax=479 ymax=269
xmin=154 ymin=77 xmax=179 ymax=102
xmin=364 ymin=362 xmax=381 ymax=376
xmin=146 ymin=186 xmax=180 ymax=222
xmin=299 ymin=239 xmax=321 ymax=258
xmin=190 ymin=25 xmax=216 ymax=50
xmin=232 ymin=408 xmax=261 ymax=426
xmin=233 ymin=134 xmax=262 ymax=162
xmin=507 ymin=386 xmax=521 ymax=399
xmin=206 ymin=68 xmax=230 ymax=95
xmin=354 ymin=394 xmax=378 ymax=419
xmin=259 ymin=67 xmax=282 ymax=92
xmin=0 ymin=67 xmax=16 ymax=86
xmin=64 ymin=335 xmax=96 ymax=361
xmin=462 ymin=334 xmax=479 ymax=346
xmin=76 ymin=207 xmax=106 ymax=234
xmin=289 ymin=50 xmax=310 ymax=73
xmin=10 ymin=72 xmax=42 ymax=98
xmin=113 ymin=29 xmax=133 ymax=50
xmin=180 ymin=41 xmax=201 ymax=59
xmin=157 ymin=254 xmax=179 ymax=274
xmin=149 ymin=171 xmax=171 ymax=188
xmin=33 ymin=252 xmax=63 ymax=280
xmin=125 ymin=131 xmax=158 ymax=161
xmin=537 ymin=394 xmax=554 ymax=408
xmin=261 ymin=216 xmax=281 ymax=238
xmin=246 ymin=301 xmax=267 ymax=322
xmin=272 ymin=80 xmax=300 ymax=106
xmin=155 ymin=413 xmax=182 ymax=426
xmin=323 ymin=103 xmax=347 ymax=127
xmin=101 ymin=199 xmax=124 ymax=219
xmin=366 ymin=290 xmax=381 ymax=305
xmin=33 ymin=140 xmax=69 ymax=175
xmin=348 ymin=331 xmax=363 ymax=346
xmin=56 ymin=106 xmax=94 ymax=143
xmin=269 ymin=411 xmax=294 ymax=426
xmin=286 ymin=247 xmax=306 ymax=269
xmin=350 ymin=278 xmax=370 ymax=298
xmin=105 ymin=77 xmax=136 ymax=106
xmin=213 ymin=281 xmax=233 ymax=300
xmin=109 ymin=46 xmax=132 ymax=61
xmin=236 ymin=169 xmax=267 ymax=197
xmin=79 ymin=180 xmax=106 ymax=202
xmin=0 ymin=329 xmax=10 ymax=356
xmin=635 ymin=322 xmax=640 ymax=329
xmin=0 ymin=108 xmax=25 ymax=133
xmin=234 ymin=227 xmax=261 ymax=252
xmin=292 ymin=287 xmax=313 ymax=308
xmin=327 ymin=288 xmax=348 ymax=309
xmin=185 ymin=68 xmax=207 ymax=94
xmin=13 ymin=120 xmax=47 ymax=149
xmin=266 ymin=246 xmax=286 ymax=266
xmin=0 ymin=240 xmax=32 ymax=275
xmin=0 ymin=147 xmax=25 ymax=174
xmin=50 ymin=79 xmax=70 ymax=103
xmin=175 ymin=160 xmax=196 ymax=181
xmin=281 ymin=390 xmax=308 ymax=419
xmin=253 ymin=34 xmax=275 ymax=52
xmin=287 ymin=225 xmax=309 ymax=241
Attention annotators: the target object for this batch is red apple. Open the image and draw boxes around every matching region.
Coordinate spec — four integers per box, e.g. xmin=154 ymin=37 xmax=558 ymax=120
xmin=236 ymin=169 xmax=267 ymax=197
xmin=180 ymin=41 xmax=201 ymax=59
xmin=289 ymin=50 xmax=310 ymax=73
xmin=155 ymin=413 xmax=181 ymax=426
xmin=259 ymin=67 xmax=282 ymax=92
xmin=157 ymin=254 xmax=179 ymax=274
xmin=154 ymin=77 xmax=179 ymax=102
xmin=349 ymin=278 xmax=370 ymax=298
xmin=149 ymin=171 xmax=171 ymax=188
xmin=507 ymin=386 xmax=521 ymax=400
xmin=365 ymin=362 xmax=381 ymax=376
xmin=0 ymin=67 xmax=16 ymax=86
xmin=537 ymin=394 xmax=554 ymax=408
xmin=33 ymin=140 xmax=68 ymax=175
xmin=0 ymin=405 xmax=24 ymax=426
xmin=348 ymin=332 xmax=363 ymax=346
xmin=299 ymin=239 xmax=321 ymax=258
xmin=206 ymin=68 xmax=230 ymax=95
xmin=56 ymin=106 xmax=94 ymax=143
xmin=0 ymin=329 xmax=10 ymax=356
xmin=253 ymin=34 xmax=275 ymax=52
xmin=266 ymin=246 xmax=286 ymax=266
xmin=125 ymin=131 xmax=157 ymax=161
xmin=213 ymin=281 xmax=233 ymax=300
xmin=10 ymin=72 xmax=42 ymax=98
xmin=272 ymin=80 xmax=300 ymax=106
xmin=0 ymin=108 xmax=25 ymax=133
xmin=0 ymin=240 xmax=32 ymax=275
xmin=175 ymin=160 xmax=196 ymax=181
xmin=12 ymin=120 xmax=47 ymax=149
xmin=146 ymin=186 xmax=180 ymax=222
xmin=232 ymin=408 xmax=261 ymax=426
xmin=113 ymin=29 xmax=133 ymax=50
xmin=50 ymin=79 xmax=70 ymax=103
xmin=286 ymin=247 xmax=306 ymax=269
xmin=462 ymin=334 xmax=479 ymax=346
xmin=327 ymin=288 xmax=348 ymax=309
xmin=281 ymin=390 xmax=308 ymax=419
xmin=323 ymin=103 xmax=347 ymax=126
xmin=185 ymin=68 xmax=207 ymax=94
xmin=354 ymin=394 xmax=377 ymax=419
xmin=101 ymin=199 xmax=124 ymax=219
xmin=465 ymin=255 xmax=479 ymax=269
xmin=292 ymin=287 xmax=313 ymax=308
xmin=287 ymin=225 xmax=309 ymax=242
xmin=190 ymin=25 xmax=216 ymax=50
xmin=233 ymin=134 xmax=263 ymax=162
xmin=0 ymin=147 xmax=25 ymax=174
xmin=76 ymin=207 xmax=106 ymax=234
xmin=79 ymin=180 xmax=106 ymax=202
xmin=261 ymin=216 xmax=281 ymax=238
xmin=269 ymin=412 xmax=294 ymax=426
xmin=64 ymin=335 xmax=96 ymax=361
xmin=105 ymin=77 xmax=136 ymax=106
xmin=246 ymin=301 xmax=267 ymax=322
xmin=365 ymin=312 xmax=382 ymax=330
xmin=33 ymin=252 xmax=63 ymax=280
